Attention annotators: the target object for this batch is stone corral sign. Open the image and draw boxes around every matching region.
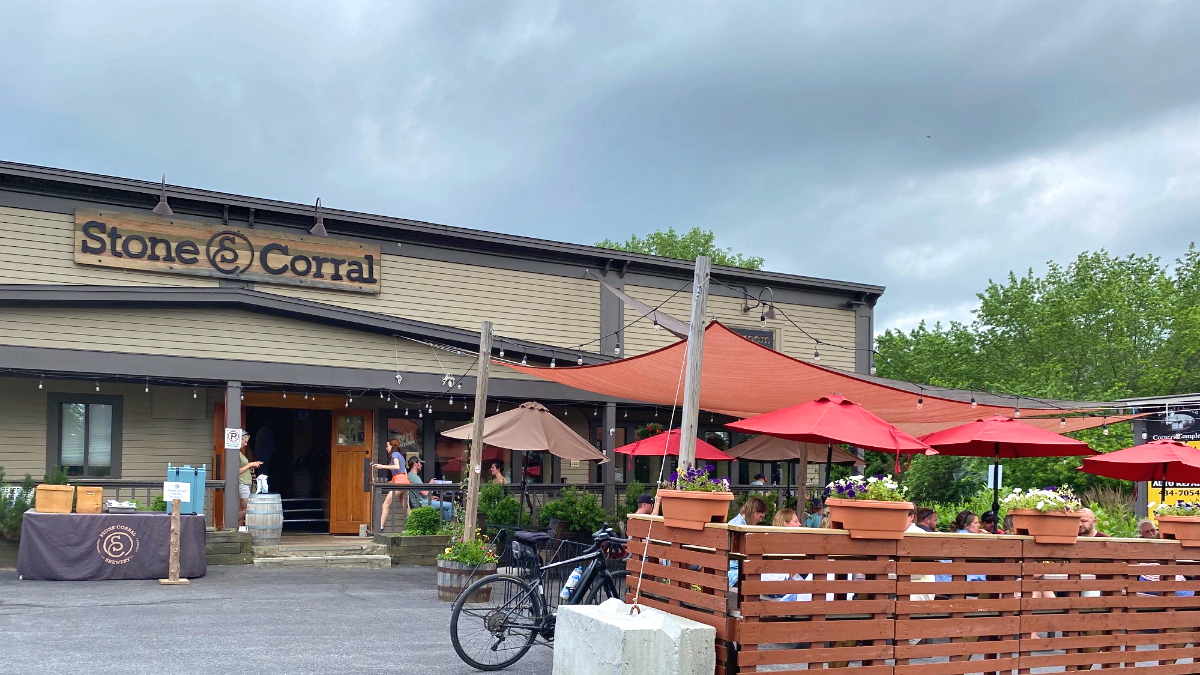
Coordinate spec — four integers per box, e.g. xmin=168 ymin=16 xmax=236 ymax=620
xmin=73 ymin=209 xmax=381 ymax=294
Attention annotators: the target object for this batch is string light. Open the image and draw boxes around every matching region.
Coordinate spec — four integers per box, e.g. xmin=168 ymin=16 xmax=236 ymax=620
xmin=95 ymin=380 xmax=100 ymax=392
xmin=345 ymin=397 xmax=350 ymax=408
xmin=813 ymin=348 xmax=820 ymax=362
xmin=614 ymin=343 xmax=621 ymax=356
xmin=521 ymin=353 xmax=528 ymax=366
xmin=349 ymin=395 xmax=354 ymax=404
xmin=563 ymin=407 xmax=568 ymax=417
xmin=1102 ymin=417 xmax=1109 ymax=435
xmin=916 ymin=397 xmax=923 ymax=410
xmin=1142 ymin=431 xmax=1148 ymax=440
xmin=304 ymin=391 xmax=309 ymax=400
xmin=393 ymin=400 xmax=398 ymax=409
xmin=550 ymin=357 xmax=556 ymax=368
xmin=427 ymin=402 xmax=432 ymax=413
xmin=404 ymin=406 xmax=409 ymax=416
xmin=283 ymin=390 xmax=287 ymax=399
xmin=1014 ymin=406 xmax=1021 ymax=418
xmin=970 ymin=396 xmax=977 ymax=409
xmin=449 ymin=396 xmax=453 ymax=404
xmin=499 ymin=343 xmax=505 ymax=358
xmin=463 ymin=399 xmax=468 ymax=410
xmin=577 ymin=353 xmax=584 ymax=366
xmin=240 ymin=393 xmax=244 ymax=401
xmin=419 ymin=410 xmax=423 ymax=418
xmin=193 ymin=387 xmax=198 ymax=399
xmin=1060 ymin=416 xmax=1066 ymax=428
xmin=380 ymin=391 xmax=385 ymax=399
xmin=144 ymin=378 xmax=149 ymax=394
xmin=594 ymin=407 xmax=599 ymax=417
xmin=654 ymin=408 xmax=659 ymax=418
xmin=653 ymin=316 xmax=661 ymax=330
xmin=38 ymin=377 xmax=44 ymax=390
xmin=496 ymin=401 xmax=501 ymax=413
xmin=457 ymin=382 xmax=462 ymax=389
xmin=624 ymin=409 xmax=628 ymax=418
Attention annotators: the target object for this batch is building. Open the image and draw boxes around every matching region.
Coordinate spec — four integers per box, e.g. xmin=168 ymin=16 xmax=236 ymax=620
xmin=0 ymin=161 xmax=883 ymax=532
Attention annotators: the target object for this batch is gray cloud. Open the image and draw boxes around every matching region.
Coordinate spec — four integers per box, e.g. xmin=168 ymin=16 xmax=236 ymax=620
xmin=1 ymin=1 xmax=1198 ymax=333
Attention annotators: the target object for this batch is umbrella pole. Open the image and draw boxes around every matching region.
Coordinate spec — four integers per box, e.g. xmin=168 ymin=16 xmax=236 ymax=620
xmin=992 ymin=442 xmax=1001 ymax=517
xmin=825 ymin=442 xmax=834 ymax=490
xmin=1162 ymin=462 xmax=1169 ymax=503
xmin=517 ymin=451 xmax=528 ymax=529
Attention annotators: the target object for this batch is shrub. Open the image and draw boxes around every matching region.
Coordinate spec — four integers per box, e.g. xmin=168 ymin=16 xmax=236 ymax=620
xmin=1092 ymin=504 xmax=1137 ymax=538
xmin=538 ymin=487 xmax=608 ymax=533
xmin=478 ymin=483 xmax=524 ymax=526
xmin=151 ymin=495 xmax=168 ymax=512
xmin=0 ymin=468 xmax=36 ymax=541
xmin=732 ymin=490 xmax=779 ymax=525
xmin=439 ymin=533 xmax=498 ymax=566
xmin=43 ymin=466 xmax=69 ymax=485
xmin=403 ymin=506 xmax=443 ymax=536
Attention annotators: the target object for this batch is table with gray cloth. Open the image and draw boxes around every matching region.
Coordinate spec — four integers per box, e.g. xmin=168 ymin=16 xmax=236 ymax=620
xmin=17 ymin=511 xmax=207 ymax=581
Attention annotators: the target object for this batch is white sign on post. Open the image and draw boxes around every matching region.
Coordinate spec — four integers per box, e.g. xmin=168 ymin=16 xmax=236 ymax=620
xmin=987 ymin=465 xmax=1004 ymax=490
xmin=163 ymin=481 xmax=192 ymax=503
xmin=224 ymin=428 xmax=245 ymax=451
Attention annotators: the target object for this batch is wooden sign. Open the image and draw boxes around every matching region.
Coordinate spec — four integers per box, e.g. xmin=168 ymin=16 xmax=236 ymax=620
xmin=74 ymin=209 xmax=381 ymax=294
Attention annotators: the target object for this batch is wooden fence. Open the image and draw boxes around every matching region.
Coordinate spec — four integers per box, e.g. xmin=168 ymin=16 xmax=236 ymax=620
xmin=625 ymin=515 xmax=1200 ymax=675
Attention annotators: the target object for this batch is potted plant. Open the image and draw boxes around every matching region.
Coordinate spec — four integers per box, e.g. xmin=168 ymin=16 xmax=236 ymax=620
xmin=538 ymin=487 xmax=608 ymax=541
xmin=436 ymin=532 xmax=499 ymax=602
xmin=824 ymin=474 xmax=913 ymax=539
xmin=1002 ymin=487 xmax=1083 ymax=544
xmin=1152 ymin=501 xmax=1200 ymax=547
xmin=657 ymin=464 xmax=734 ymax=531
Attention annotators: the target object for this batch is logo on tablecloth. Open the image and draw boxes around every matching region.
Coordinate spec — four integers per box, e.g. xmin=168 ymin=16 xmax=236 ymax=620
xmin=97 ymin=525 xmax=140 ymax=565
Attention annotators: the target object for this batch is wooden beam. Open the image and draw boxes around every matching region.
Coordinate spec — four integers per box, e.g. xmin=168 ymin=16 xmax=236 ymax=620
xmin=677 ymin=256 xmax=711 ymax=473
xmin=462 ymin=321 xmax=493 ymax=542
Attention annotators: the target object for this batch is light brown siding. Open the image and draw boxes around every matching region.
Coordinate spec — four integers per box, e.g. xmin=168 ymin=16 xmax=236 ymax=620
xmin=621 ymin=285 xmax=858 ymax=372
xmin=0 ymin=379 xmax=214 ymax=481
xmin=0 ymin=206 xmax=216 ymax=287
xmin=0 ymin=307 xmax=537 ymax=380
xmin=265 ymin=256 xmax=601 ymax=352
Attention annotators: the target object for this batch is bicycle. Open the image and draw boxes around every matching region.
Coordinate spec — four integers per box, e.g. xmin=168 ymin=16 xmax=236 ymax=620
xmin=449 ymin=524 xmax=631 ymax=671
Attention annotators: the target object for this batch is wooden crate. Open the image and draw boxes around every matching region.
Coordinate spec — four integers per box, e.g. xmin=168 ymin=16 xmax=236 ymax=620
xmin=34 ymin=484 xmax=74 ymax=513
xmin=75 ymin=486 xmax=103 ymax=514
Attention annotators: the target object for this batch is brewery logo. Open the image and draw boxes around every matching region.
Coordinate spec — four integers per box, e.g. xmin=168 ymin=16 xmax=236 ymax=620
xmin=1166 ymin=412 xmax=1196 ymax=433
xmin=96 ymin=524 xmax=140 ymax=565
xmin=206 ymin=231 xmax=255 ymax=275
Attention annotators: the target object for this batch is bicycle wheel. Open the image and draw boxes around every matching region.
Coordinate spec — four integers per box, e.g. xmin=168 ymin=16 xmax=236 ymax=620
xmin=583 ymin=570 xmax=631 ymax=605
xmin=450 ymin=574 xmax=545 ymax=671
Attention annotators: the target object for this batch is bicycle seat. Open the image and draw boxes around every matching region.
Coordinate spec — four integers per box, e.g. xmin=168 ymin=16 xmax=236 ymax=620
xmin=514 ymin=531 xmax=550 ymax=545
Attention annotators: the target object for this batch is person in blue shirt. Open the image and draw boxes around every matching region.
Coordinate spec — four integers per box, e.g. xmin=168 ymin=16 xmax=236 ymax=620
xmin=371 ymin=439 xmax=406 ymax=530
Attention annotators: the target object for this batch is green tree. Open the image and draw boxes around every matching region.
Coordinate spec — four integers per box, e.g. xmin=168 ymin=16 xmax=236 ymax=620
xmin=595 ymin=227 xmax=765 ymax=270
xmin=877 ymin=247 xmax=1200 ymax=494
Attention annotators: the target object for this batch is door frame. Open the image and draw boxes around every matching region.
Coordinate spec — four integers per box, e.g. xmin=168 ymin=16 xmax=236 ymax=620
xmin=330 ymin=408 xmax=374 ymax=534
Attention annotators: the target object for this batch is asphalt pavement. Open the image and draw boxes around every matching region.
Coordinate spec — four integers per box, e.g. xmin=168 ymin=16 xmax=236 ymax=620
xmin=0 ymin=565 xmax=553 ymax=675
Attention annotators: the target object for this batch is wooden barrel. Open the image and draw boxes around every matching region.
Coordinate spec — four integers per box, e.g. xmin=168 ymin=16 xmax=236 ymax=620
xmin=246 ymin=493 xmax=284 ymax=544
xmin=437 ymin=560 xmax=497 ymax=602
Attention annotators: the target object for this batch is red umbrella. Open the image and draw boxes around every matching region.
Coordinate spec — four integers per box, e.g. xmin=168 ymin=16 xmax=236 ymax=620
xmin=614 ymin=429 xmax=734 ymax=462
xmin=726 ymin=394 xmax=934 ymax=481
xmin=1079 ymin=439 xmax=1200 ymax=502
xmin=920 ymin=414 xmax=1095 ymax=515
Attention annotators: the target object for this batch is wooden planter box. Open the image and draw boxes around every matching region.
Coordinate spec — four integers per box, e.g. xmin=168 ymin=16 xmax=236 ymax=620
xmin=657 ymin=490 xmax=735 ymax=530
xmin=1156 ymin=515 xmax=1200 ymax=547
xmin=1009 ymin=509 xmax=1082 ymax=544
xmin=437 ymin=559 xmax=497 ymax=602
xmin=826 ymin=498 xmax=914 ymax=539
xmin=376 ymin=534 xmax=450 ymax=566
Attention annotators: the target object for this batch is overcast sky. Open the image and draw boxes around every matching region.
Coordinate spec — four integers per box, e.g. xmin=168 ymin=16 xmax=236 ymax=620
xmin=2 ymin=1 xmax=1198 ymax=334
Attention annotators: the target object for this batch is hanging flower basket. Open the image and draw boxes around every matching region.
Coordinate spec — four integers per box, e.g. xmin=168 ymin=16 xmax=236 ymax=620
xmin=1008 ymin=509 xmax=1082 ymax=544
xmin=826 ymin=499 xmax=914 ymax=539
xmin=657 ymin=490 xmax=735 ymax=530
xmin=1155 ymin=516 xmax=1200 ymax=547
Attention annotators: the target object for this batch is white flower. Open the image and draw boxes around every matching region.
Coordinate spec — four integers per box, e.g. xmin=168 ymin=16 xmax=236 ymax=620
xmin=1148 ymin=501 xmax=1158 ymax=510
xmin=1036 ymin=501 xmax=1045 ymax=510
xmin=867 ymin=476 xmax=878 ymax=483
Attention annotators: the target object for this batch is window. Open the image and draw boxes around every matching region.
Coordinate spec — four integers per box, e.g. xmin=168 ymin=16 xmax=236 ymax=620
xmin=47 ymin=393 xmax=123 ymax=478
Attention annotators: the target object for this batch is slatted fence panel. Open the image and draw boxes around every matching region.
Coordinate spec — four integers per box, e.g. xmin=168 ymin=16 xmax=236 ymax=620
xmin=626 ymin=516 xmax=733 ymax=675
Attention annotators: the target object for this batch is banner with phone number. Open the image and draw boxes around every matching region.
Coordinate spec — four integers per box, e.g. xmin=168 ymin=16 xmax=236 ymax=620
xmin=1144 ymin=414 xmax=1200 ymax=512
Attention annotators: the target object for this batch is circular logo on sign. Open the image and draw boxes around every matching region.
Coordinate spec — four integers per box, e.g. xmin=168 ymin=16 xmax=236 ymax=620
xmin=96 ymin=525 xmax=140 ymax=565
xmin=206 ymin=231 xmax=254 ymax=275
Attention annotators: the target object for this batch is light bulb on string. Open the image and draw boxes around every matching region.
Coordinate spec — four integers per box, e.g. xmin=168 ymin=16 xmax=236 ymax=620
xmin=577 ymin=353 xmax=584 ymax=366
xmin=144 ymin=379 xmax=149 ymax=394
xmin=345 ymin=398 xmax=349 ymax=408
xmin=380 ymin=391 xmax=385 ymax=399
xmin=240 ymin=393 xmax=244 ymax=401
xmin=419 ymin=410 xmax=423 ymax=418
xmin=193 ymin=387 xmax=198 ymax=399
xmin=970 ymin=396 xmax=977 ymax=409
xmin=393 ymin=400 xmax=398 ymax=409
xmin=710 ymin=413 xmax=714 ymax=422
xmin=349 ymin=395 xmax=354 ymax=404
xmin=1102 ymin=417 xmax=1109 ymax=435
xmin=550 ymin=357 xmax=556 ymax=368
xmin=614 ymin=343 xmax=621 ymax=356
xmin=916 ymin=397 xmax=923 ymax=410
xmin=1014 ymin=406 xmax=1020 ymax=418
xmin=594 ymin=407 xmax=599 ymax=417
xmin=520 ymin=353 xmax=528 ymax=366
xmin=624 ymin=409 xmax=628 ymax=418
xmin=38 ymin=377 xmax=44 ymax=390
xmin=563 ymin=407 xmax=568 ymax=417
xmin=95 ymin=380 xmax=100 ymax=392
xmin=463 ymin=399 xmax=468 ymax=410
xmin=283 ymin=390 xmax=288 ymax=399
xmin=404 ymin=407 xmax=409 ymax=416
xmin=499 ymin=342 xmax=505 ymax=359
xmin=654 ymin=408 xmax=659 ymax=418
xmin=457 ymin=382 xmax=462 ymax=389
xmin=1142 ymin=431 xmax=1148 ymax=440
xmin=427 ymin=403 xmax=432 ymax=413
xmin=304 ymin=391 xmax=309 ymax=400
xmin=653 ymin=316 xmax=661 ymax=330
xmin=449 ymin=396 xmax=453 ymax=405
xmin=813 ymin=348 xmax=820 ymax=362
xmin=1060 ymin=417 xmax=1066 ymax=428
xmin=496 ymin=402 xmax=501 ymax=413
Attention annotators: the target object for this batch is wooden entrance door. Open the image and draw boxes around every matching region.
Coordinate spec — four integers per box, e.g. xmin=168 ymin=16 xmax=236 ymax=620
xmin=330 ymin=410 xmax=373 ymax=534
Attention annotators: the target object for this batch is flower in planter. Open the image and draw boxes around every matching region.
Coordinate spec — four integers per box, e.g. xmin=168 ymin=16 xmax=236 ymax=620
xmin=1001 ymin=486 xmax=1082 ymax=513
xmin=824 ymin=474 xmax=907 ymax=502
xmin=661 ymin=464 xmax=730 ymax=493
xmin=438 ymin=535 xmax=499 ymax=566
xmin=1155 ymin=501 xmax=1200 ymax=517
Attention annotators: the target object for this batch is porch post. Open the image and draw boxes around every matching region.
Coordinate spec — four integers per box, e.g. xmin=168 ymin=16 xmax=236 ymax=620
xmin=603 ymin=402 xmax=616 ymax=509
xmin=224 ymin=381 xmax=242 ymax=530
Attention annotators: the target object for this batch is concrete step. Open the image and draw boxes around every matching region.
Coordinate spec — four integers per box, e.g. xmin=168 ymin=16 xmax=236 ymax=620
xmin=252 ymin=554 xmax=392 ymax=569
xmin=253 ymin=542 xmax=388 ymax=558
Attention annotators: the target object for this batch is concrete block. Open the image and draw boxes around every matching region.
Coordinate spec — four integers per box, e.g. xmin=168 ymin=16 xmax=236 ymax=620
xmin=553 ymin=599 xmax=715 ymax=675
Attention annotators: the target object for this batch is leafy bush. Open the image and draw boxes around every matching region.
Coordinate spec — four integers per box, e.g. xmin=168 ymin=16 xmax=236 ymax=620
xmin=904 ymin=455 xmax=985 ymax=505
xmin=151 ymin=495 xmax=168 ymax=512
xmin=538 ymin=487 xmax=608 ymax=533
xmin=635 ymin=423 xmax=665 ymax=440
xmin=478 ymin=483 xmax=524 ymax=526
xmin=43 ymin=466 xmax=69 ymax=485
xmin=403 ymin=506 xmax=443 ymax=535
xmin=0 ymin=468 xmax=36 ymax=541
xmin=1092 ymin=504 xmax=1137 ymax=538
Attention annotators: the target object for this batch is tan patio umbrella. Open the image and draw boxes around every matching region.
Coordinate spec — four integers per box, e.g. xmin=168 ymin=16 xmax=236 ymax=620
xmin=442 ymin=401 xmax=608 ymax=527
xmin=727 ymin=436 xmax=863 ymax=512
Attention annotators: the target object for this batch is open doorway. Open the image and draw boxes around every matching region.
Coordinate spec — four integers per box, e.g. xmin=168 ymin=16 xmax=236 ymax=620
xmin=245 ymin=407 xmax=332 ymax=532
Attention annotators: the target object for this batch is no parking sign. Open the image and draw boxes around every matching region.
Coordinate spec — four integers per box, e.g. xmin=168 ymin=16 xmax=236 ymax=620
xmin=224 ymin=428 xmax=245 ymax=451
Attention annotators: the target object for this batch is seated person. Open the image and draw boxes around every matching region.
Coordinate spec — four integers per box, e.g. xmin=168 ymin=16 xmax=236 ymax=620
xmin=406 ymin=456 xmax=454 ymax=519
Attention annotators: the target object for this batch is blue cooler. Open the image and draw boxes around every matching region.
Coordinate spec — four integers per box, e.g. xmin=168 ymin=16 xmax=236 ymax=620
xmin=166 ymin=464 xmax=207 ymax=515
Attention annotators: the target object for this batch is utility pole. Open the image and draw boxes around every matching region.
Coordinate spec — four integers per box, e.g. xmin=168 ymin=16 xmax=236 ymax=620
xmin=462 ymin=321 xmax=493 ymax=541
xmin=677 ymin=256 xmax=711 ymax=474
